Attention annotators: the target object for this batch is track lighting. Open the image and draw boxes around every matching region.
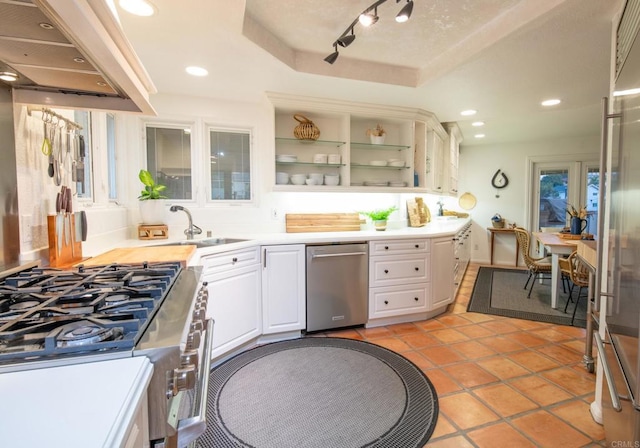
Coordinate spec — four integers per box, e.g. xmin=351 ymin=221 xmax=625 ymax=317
xmin=395 ymin=0 xmax=413 ymax=23
xmin=324 ymin=0 xmax=415 ymax=64
xmin=337 ymin=29 xmax=356 ymax=47
xmin=324 ymin=45 xmax=339 ymax=64
xmin=359 ymin=9 xmax=379 ymax=27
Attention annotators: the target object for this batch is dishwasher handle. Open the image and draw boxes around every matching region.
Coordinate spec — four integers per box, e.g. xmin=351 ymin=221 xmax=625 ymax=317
xmin=311 ymin=251 xmax=367 ymax=259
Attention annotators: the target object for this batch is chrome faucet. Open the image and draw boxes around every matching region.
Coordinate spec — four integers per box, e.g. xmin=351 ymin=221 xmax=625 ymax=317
xmin=169 ymin=205 xmax=203 ymax=240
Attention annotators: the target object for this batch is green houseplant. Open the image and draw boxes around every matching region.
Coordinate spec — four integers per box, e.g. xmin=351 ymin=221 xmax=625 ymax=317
xmin=138 ymin=169 xmax=168 ymax=225
xmin=360 ymin=206 xmax=398 ymax=231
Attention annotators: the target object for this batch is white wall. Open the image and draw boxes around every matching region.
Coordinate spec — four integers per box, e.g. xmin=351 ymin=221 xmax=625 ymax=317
xmin=458 ymin=135 xmax=600 ymax=266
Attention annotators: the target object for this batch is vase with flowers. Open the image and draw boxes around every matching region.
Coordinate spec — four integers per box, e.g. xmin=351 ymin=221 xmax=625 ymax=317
xmin=566 ymin=204 xmax=588 ymax=235
xmin=366 ymin=124 xmax=386 ymax=145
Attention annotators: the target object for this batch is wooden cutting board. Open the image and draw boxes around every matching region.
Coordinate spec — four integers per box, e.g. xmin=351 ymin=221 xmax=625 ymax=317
xmin=286 ymin=213 xmax=363 ymax=233
xmin=80 ymin=245 xmax=197 ymax=267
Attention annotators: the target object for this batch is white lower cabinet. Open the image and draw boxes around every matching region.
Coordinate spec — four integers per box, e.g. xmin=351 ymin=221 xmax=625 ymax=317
xmin=368 ymin=239 xmax=430 ymax=326
xmin=202 ymin=247 xmax=262 ymax=360
xmin=261 ymin=244 xmax=306 ymax=334
xmin=431 ymin=236 xmax=455 ymax=309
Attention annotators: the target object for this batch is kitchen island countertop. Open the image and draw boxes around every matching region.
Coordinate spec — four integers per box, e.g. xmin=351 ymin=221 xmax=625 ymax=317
xmin=0 ymin=357 xmax=153 ymax=448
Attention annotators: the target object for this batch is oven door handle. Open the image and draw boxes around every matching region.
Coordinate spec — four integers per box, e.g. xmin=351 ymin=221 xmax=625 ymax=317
xmin=177 ymin=318 xmax=215 ymax=446
xmin=594 ymin=331 xmax=622 ymax=412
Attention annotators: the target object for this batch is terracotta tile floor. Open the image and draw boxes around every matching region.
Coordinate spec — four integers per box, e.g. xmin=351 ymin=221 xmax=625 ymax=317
xmin=324 ymin=263 xmax=605 ymax=447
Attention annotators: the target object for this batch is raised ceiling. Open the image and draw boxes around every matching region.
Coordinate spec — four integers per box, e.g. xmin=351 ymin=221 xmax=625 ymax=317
xmin=115 ymin=0 xmax=625 ymax=146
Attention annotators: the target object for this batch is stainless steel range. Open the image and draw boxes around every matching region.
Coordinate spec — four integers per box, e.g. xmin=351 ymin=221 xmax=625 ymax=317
xmin=0 ymin=261 xmax=212 ymax=448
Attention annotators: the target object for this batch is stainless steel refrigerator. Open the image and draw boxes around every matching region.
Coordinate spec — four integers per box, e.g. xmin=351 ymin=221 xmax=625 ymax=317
xmin=600 ymin=7 xmax=640 ymax=442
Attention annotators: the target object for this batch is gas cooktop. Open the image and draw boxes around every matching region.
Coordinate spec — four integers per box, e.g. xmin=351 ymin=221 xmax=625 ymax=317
xmin=0 ymin=262 xmax=182 ymax=362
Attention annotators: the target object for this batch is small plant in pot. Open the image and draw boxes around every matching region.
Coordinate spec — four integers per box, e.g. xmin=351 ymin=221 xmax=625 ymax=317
xmin=366 ymin=124 xmax=386 ymax=144
xmin=138 ymin=169 xmax=168 ymax=225
xmin=360 ymin=206 xmax=398 ymax=231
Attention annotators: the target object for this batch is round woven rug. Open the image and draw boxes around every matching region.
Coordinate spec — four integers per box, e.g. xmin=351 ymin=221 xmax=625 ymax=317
xmin=196 ymin=337 xmax=438 ymax=448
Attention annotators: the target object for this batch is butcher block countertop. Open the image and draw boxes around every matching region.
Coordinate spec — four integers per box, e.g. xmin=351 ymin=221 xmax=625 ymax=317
xmin=80 ymin=244 xmax=197 ymax=267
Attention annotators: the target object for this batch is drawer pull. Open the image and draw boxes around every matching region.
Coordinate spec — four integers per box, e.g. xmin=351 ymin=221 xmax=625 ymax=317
xmin=414 ymin=297 xmax=419 ymax=301
xmin=232 ymin=257 xmax=238 ymax=263
xmin=414 ymin=267 xmax=419 ymax=271
xmin=384 ymin=300 xmax=389 ymax=305
xmin=384 ymin=269 xmax=389 ymax=274
xmin=384 ymin=246 xmax=389 ymax=250
xmin=415 ymin=244 xmax=419 ymax=248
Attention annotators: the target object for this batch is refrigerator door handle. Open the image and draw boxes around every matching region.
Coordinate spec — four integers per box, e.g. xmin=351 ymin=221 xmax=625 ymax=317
xmin=594 ymin=331 xmax=622 ymax=412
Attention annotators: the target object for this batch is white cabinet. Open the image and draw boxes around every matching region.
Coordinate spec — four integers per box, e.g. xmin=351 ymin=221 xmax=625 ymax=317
xmin=268 ymin=92 xmax=454 ymax=191
xmin=123 ymin=391 xmax=149 ymax=448
xmin=425 ymin=129 xmax=446 ymax=194
xmin=201 ymin=247 xmax=262 ymax=360
xmin=368 ymin=238 xmax=430 ymax=326
xmin=261 ymin=244 xmax=306 ymax=334
xmin=445 ymin=122 xmax=463 ymax=195
xmin=431 ymin=236 xmax=455 ymax=309
xmin=454 ymin=222 xmax=472 ymax=294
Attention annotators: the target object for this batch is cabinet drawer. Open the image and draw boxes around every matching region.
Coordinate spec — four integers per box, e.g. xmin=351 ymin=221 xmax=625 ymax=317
xmin=369 ymin=239 xmax=429 ymax=256
xmin=370 ymin=284 xmax=429 ymax=317
xmin=202 ymin=247 xmax=260 ymax=274
xmin=369 ymin=255 xmax=429 ymax=287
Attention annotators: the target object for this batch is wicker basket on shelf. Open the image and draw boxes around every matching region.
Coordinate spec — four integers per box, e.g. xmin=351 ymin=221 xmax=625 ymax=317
xmin=293 ymin=114 xmax=320 ymax=141
xmin=492 ymin=219 xmax=505 ymax=228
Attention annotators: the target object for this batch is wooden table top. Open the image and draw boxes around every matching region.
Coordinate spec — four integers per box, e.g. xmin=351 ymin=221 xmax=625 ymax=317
xmin=487 ymin=227 xmax=516 ymax=233
xmin=532 ymin=231 xmax=581 ymax=248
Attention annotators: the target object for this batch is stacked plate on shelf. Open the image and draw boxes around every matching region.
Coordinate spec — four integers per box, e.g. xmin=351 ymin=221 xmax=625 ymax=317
xmin=276 ymin=154 xmax=297 ymax=163
xmin=364 ymin=181 xmax=389 ymax=187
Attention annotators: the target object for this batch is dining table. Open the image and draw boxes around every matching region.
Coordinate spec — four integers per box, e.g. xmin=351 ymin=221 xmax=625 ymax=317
xmin=531 ymin=231 xmax=580 ymax=309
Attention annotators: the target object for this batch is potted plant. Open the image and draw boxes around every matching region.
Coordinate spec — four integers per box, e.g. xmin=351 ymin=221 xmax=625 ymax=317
xmin=366 ymin=124 xmax=386 ymax=144
xmin=360 ymin=206 xmax=398 ymax=231
xmin=138 ymin=169 xmax=167 ymax=225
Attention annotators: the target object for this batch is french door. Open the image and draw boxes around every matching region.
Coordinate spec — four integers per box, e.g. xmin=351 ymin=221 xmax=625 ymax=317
xmin=528 ymin=158 xmax=600 ymax=235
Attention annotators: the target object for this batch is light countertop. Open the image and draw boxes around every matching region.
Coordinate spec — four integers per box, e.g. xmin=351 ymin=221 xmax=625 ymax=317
xmin=113 ymin=217 xmax=472 ymax=260
xmin=0 ymin=357 xmax=153 ymax=448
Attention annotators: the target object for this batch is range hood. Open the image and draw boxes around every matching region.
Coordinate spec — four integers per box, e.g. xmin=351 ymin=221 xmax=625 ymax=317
xmin=0 ymin=0 xmax=156 ymax=115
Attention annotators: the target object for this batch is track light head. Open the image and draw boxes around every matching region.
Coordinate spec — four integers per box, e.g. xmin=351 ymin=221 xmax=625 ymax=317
xmin=358 ymin=9 xmax=379 ymax=27
xmin=395 ymin=0 xmax=413 ymax=23
xmin=324 ymin=47 xmax=340 ymax=64
xmin=337 ymin=33 xmax=356 ymax=48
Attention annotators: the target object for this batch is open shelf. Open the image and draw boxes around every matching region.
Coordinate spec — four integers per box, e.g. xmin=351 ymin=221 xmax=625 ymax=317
xmin=276 ymin=137 xmax=346 ymax=147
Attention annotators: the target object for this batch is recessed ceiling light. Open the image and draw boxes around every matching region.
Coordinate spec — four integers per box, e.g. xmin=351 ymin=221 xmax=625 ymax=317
xmin=474 ymin=134 xmax=486 ymax=139
xmin=39 ymin=22 xmax=54 ymax=30
xmin=0 ymin=71 xmax=18 ymax=82
xmin=541 ymin=99 xmax=561 ymax=106
xmin=119 ymin=0 xmax=156 ymax=17
xmin=460 ymin=109 xmax=477 ymax=116
xmin=96 ymin=81 xmax=107 ymax=87
xmin=185 ymin=66 xmax=208 ymax=77
xmin=472 ymin=121 xmax=485 ymax=127
xmin=73 ymin=57 xmax=86 ymax=64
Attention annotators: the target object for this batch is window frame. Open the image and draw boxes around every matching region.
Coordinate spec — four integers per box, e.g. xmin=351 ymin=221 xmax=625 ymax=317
xmin=204 ymin=124 xmax=255 ymax=205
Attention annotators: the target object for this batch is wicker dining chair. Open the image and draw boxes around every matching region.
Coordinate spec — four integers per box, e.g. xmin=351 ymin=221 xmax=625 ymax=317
xmin=513 ymin=227 xmax=553 ymax=298
xmin=558 ymin=250 xmax=576 ymax=294
xmin=563 ymin=251 xmax=590 ymax=325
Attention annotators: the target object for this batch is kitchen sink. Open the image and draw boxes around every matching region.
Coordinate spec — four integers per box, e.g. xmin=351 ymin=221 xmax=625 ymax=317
xmin=156 ymin=238 xmax=248 ymax=248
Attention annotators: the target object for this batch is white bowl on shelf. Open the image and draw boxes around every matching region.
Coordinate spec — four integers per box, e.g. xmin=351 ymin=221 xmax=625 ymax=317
xmin=324 ymin=174 xmax=340 ymax=186
xmin=370 ymin=160 xmax=388 ymax=166
xmin=290 ymin=174 xmax=307 ymax=185
xmin=305 ymin=178 xmax=316 ymax=185
xmin=276 ymin=172 xmax=290 ymax=185
xmin=309 ymin=173 xmax=324 ymax=185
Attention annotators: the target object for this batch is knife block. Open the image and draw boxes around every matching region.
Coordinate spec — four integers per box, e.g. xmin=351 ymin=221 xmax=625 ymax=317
xmin=47 ymin=214 xmax=83 ymax=267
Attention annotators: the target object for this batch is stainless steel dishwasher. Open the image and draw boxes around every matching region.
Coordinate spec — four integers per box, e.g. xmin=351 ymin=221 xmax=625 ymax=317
xmin=306 ymin=243 xmax=368 ymax=332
